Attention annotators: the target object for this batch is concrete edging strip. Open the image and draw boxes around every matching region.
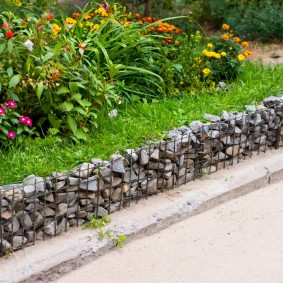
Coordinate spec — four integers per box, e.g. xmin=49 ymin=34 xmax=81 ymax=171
xmin=1 ymin=148 xmax=283 ymax=283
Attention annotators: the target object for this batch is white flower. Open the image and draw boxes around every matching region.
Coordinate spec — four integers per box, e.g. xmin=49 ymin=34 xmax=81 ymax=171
xmin=23 ymin=39 xmax=34 ymax=51
xmin=108 ymin=109 xmax=118 ymax=118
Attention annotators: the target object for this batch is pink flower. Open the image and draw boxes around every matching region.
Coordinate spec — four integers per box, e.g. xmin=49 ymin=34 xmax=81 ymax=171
xmin=2 ymin=23 xmax=8 ymax=29
xmin=5 ymin=100 xmax=17 ymax=108
xmin=19 ymin=116 xmax=27 ymax=123
xmin=0 ymin=108 xmax=6 ymax=115
xmin=25 ymin=117 xmax=32 ymax=127
xmin=7 ymin=132 xmax=16 ymax=139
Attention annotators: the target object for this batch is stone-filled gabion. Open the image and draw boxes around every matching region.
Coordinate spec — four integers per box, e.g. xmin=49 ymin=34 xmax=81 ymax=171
xmin=0 ymin=95 xmax=283 ymax=255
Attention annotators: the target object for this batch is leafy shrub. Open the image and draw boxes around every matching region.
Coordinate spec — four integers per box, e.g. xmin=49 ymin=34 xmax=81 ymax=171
xmin=198 ymin=24 xmax=252 ymax=84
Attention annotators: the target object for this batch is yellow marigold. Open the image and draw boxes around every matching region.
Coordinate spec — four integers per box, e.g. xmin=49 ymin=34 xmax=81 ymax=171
xmin=65 ymin=17 xmax=77 ymax=27
xmin=52 ymin=23 xmax=61 ymax=36
xmin=221 ymin=51 xmax=227 ymax=57
xmin=229 ymin=47 xmax=233 ymax=50
xmin=207 ymin=43 xmax=213 ymax=48
xmin=244 ymin=50 xmax=252 ymax=57
xmin=202 ymin=49 xmax=208 ymax=56
xmin=222 ymin=24 xmax=230 ymax=30
xmin=202 ymin=68 xmax=211 ymax=75
xmin=233 ymin=37 xmax=241 ymax=43
xmin=214 ymin=53 xmax=221 ymax=59
xmin=242 ymin=41 xmax=249 ymax=48
xmin=13 ymin=0 xmax=22 ymax=6
xmin=237 ymin=54 xmax=245 ymax=61
xmin=73 ymin=12 xmax=81 ymax=19
xmin=100 ymin=20 xmax=106 ymax=24
xmin=222 ymin=34 xmax=229 ymax=41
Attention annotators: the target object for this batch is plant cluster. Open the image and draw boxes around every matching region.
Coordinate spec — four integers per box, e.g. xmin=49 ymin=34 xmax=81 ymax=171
xmin=199 ymin=24 xmax=252 ymax=84
xmin=82 ymin=213 xmax=127 ymax=248
xmin=0 ymin=100 xmax=33 ymax=145
xmin=0 ymin=1 xmax=249 ymax=146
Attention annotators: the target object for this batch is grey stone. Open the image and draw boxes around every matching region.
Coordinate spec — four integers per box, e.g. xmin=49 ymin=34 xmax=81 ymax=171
xmin=245 ymin=105 xmax=256 ymax=112
xmin=17 ymin=211 xmax=32 ymax=230
xmin=79 ymin=191 xmax=96 ymax=199
xmin=80 ymin=176 xmax=104 ymax=192
xmin=50 ymin=172 xmax=68 ymax=181
xmin=123 ymin=169 xmax=138 ymax=183
xmin=177 ymin=172 xmax=194 ymax=185
xmin=1 ymin=199 xmax=8 ymax=207
xmin=56 ymin=203 xmax=67 ymax=217
xmin=12 ymin=236 xmax=27 ymax=250
xmin=22 ymin=185 xmax=38 ymax=198
xmin=91 ymin=158 xmax=104 ymax=167
xmin=25 ymin=202 xmax=42 ymax=212
xmin=148 ymin=162 xmax=165 ymax=170
xmin=68 ymin=177 xmax=80 ymax=186
xmin=141 ymin=179 xmax=158 ymax=194
xmin=207 ymin=130 xmax=220 ymax=139
xmin=44 ymin=218 xmax=69 ymax=236
xmin=150 ymin=149 xmax=160 ymax=161
xmin=76 ymin=211 xmax=87 ymax=218
xmin=73 ymin=163 xmax=95 ymax=179
xmin=4 ymin=217 xmax=20 ymax=233
xmin=92 ymin=195 xmax=105 ymax=205
xmin=220 ymin=110 xmax=230 ymax=121
xmin=45 ymin=193 xmax=54 ymax=203
xmin=161 ymin=171 xmax=172 ymax=180
xmin=1 ymin=210 xmax=12 ymax=220
xmin=226 ymin=145 xmax=241 ymax=156
xmin=213 ymin=151 xmax=228 ymax=161
xmin=23 ymin=175 xmax=45 ymax=192
xmin=263 ymin=96 xmax=283 ymax=107
xmin=99 ymin=167 xmax=112 ymax=183
xmin=204 ymin=113 xmax=221 ymax=122
xmin=67 ymin=205 xmax=80 ymax=215
xmin=54 ymin=180 xmax=66 ymax=191
xmin=168 ymin=129 xmax=182 ymax=140
xmin=111 ymin=187 xmax=122 ymax=202
xmin=42 ymin=207 xmax=55 ymax=217
xmin=110 ymin=154 xmax=125 ymax=174
xmin=68 ymin=218 xmax=84 ymax=227
xmin=218 ymin=81 xmax=227 ymax=88
xmin=139 ymin=150 xmax=150 ymax=165
xmin=189 ymin=121 xmax=203 ymax=133
xmin=56 ymin=192 xmax=76 ymax=203
xmin=177 ymin=126 xmax=193 ymax=135
xmin=125 ymin=149 xmax=139 ymax=163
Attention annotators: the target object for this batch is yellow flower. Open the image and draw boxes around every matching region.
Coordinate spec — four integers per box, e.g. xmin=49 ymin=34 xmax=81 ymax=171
xmin=229 ymin=47 xmax=233 ymax=50
xmin=52 ymin=23 xmax=61 ymax=36
xmin=207 ymin=43 xmax=213 ymax=48
xmin=65 ymin=17 xmax=77 ymax=27
xmin=222 ymin=24 xmax=230 ymax=30
xmin=90 ymin=24 xmax=100 ymax=32
xmin=202 ymin=68 xmax=211 ymax=75
xmin=214 ymin=53 xmax=221 ymax=59
xmin=244 ymin=50 xmax=252 ymax=57
xmin=202 ymin=49 xmax=208 ymax=56
xmin=242 ymin=41 xmax=249 ymax=48
xmin=14 ymin=0 xmax=22 ymax=6
xmin=100 ymin=20 xmax=106 ymax=24
xmin=179 ymin=81 xmax=184 ymax=85
xmin=237 ymin=54 xmax=245 ymax=61
xmin=221 ymin=52 xmax=227 ymax=57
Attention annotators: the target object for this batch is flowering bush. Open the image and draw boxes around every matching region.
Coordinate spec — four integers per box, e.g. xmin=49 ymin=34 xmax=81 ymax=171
xmin=198 ymin=24 xmax=252 ymax=84
xmin=0 ymin=100 xmax=33 ymax=146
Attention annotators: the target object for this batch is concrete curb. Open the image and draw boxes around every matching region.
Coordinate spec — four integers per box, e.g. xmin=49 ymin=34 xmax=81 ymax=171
xmin=1 ymin=148 xmax=283 ymax=283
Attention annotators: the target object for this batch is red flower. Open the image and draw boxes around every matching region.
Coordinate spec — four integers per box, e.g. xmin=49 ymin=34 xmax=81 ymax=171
xmin=65 ymin=45 xmax=70 ymax=52
xmin=78 ymin=44 xmax=85 ymax=51
xmin=46 ymin=13 xmax=54 ymax=21
xmin=6 ymin=30 xmax=14 ymax=38
xmin=2 ymin=23 xmax=8 ymax=29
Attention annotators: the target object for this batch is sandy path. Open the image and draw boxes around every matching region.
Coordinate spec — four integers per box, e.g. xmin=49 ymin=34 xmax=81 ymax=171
xmin=55 ymin=181 xmax=283 ymax=283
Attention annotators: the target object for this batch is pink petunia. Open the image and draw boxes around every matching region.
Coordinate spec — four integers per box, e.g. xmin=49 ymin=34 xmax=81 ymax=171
xmin=7 ymin=132 xmax=16 ymax=139
xmin=2 ymin=23 xmax=8 ymax=29
xmin=0 ymin=107 xmax=6 ymax=115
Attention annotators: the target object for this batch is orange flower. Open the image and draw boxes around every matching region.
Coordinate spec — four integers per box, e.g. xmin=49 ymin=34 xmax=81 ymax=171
xmin=242 ymin=41 xmax=249 ymax=48
xmin=222 ymin=24 xmax=230 ymax=30
xmin=134 ymin=13 xmax=141 ymax=18
xmin=149 ymin=26 xmax=155 ymax=31
xmin=244 ymin=50 xmax=252 ymax=57
xmin=221 ymin=34 xmax=229 ymax=40
xmin=233 ymin=37 xmax=241 ymax=43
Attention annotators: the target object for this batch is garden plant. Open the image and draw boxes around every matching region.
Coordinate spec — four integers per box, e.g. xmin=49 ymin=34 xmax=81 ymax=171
xmin=0 ymin=0 xmax=282 ymax=185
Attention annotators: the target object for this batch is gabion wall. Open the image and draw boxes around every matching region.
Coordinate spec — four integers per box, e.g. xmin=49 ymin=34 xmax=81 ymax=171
xmin=1 ymin=95 xmax=283 ymax=256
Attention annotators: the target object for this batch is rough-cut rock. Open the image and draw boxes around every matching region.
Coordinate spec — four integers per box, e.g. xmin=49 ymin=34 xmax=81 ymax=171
xmin=80 ymin=177 xmax=104 ymax=192
xmin=125 ymin=149 xmax=139 ymax=163
xmin=56 ymin=203 xmax=67 ymax=217
xmin=263 ymin=96 xmax=283 ymax=107
xmin=44 ymin=218 xmax=69 ymax=236
xmin=111 ymin=187 xmax=122 ymax=202
xmin=12 ymin=236 xmax=27 ymax=250
xmin=99 ymin=167 xmax=112 ymax=183
xmin=4 ymin=217 xmax=20 ymax=233
xmin=23 ymin=175 xmax=45 ymax=192
xmin=226 ymin=145 xmax=241 ymax=156
xmin=204 ymin=113 xmax=221 ymax=122
xmin=139 ymin=150 xmax=150 ymax=165
xmin=73 ymin=163 xmax=95 ymax=179
xmin=22 ymin=185 xmax=38 ymax=198
xmin=17 ymin=211 xmax=32 ymax=230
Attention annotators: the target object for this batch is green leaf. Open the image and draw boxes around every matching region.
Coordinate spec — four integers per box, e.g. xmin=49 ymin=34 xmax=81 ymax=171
xmin=9 ymin=74 xmax=21 ymax=88
xmin=6 ymin=89 xmax=19 ymax=101
xmin=0 ymin=43 xmax=6 ymax=54
xmin=75 ymin=129 xmax=88 ymax=141
xmin=57 ymin=86 xmax=69 ymax=94
xmin=43 ymin=52 xmax=53 ymax=63
xmin=73 ymin=106 xmax=87 ymax=115
xmin=62 ymin=102 xmax=74 ymax=112
xmin=36 ymin=81 xmax=44 ymax=100
xmin=69 ymin=82 xmax=78 ymax=94
xmin=78 ymin=99 xmax=91 ymax=107
xmin=48 ymin=113 xmax=62 ymax=129
xmin=7 ymin=40 xmax=13 ymax=54
xmin=67 ymin=115 xmax=77 ymax=134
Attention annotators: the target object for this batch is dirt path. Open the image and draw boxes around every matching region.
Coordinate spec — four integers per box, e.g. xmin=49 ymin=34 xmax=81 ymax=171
xmin=250 ymin=43 xmax=283 ymax=65
xmin=55 ymin=181 xmax=283 ymax=283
